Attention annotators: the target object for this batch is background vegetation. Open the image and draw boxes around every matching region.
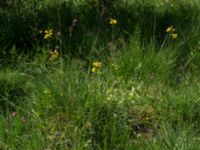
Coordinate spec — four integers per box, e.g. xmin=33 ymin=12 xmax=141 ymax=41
xmin=0 ymin=0 xmax=200 ymax=149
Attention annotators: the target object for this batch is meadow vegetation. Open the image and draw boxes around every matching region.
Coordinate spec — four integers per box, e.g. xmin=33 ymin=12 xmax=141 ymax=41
xmin=0 ymin=0 xmax=200 ymax=149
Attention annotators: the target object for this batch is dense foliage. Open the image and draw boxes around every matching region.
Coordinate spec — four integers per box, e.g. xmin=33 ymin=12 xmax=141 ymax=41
xmin=0 ymin=0 xmax=200 ymax=149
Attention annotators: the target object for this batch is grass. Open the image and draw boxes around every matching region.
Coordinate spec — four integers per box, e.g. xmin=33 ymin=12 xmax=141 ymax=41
xmin=1 ymin=37 xmax=200 ymax=149
xmin=1 ymin=0 xmax=200 ymax=149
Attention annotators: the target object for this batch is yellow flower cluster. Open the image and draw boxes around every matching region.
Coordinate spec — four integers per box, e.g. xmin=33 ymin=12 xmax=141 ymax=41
xmin=109 ymin=18 xmax=118 ymax=25
xmin=48 ymin=50 xmax=59 ymax=60
xmin=91 ymin=61 xmax=102 ymax=73
xmin=166 ymin=25 xmax=178 ymax=39
xmin=44 ymin=28 xmax=53 ymax=40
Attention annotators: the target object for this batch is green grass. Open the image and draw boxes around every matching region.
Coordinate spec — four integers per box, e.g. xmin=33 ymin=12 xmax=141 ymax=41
xmin=1 ymin=0 xmax=200 ymax=149
xmin=1 ymin=36 xmax=200 ymax=149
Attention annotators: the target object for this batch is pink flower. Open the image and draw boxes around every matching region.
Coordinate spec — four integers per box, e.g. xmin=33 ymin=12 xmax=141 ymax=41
xmin=11 ymin=112 xmax=17 ymax=117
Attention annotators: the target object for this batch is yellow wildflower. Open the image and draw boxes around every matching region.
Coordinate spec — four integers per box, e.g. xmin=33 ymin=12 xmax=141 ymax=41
xmin=91 ymin=61 xmax=102 ymax=73
xmin=92 ymin=61 xmax=102 ymax=68
xmin=44 ymin=28 xmax=53 ymax=40
xmin=91 ymin=67 xmax=97 ymax=73
xmin=171 ymin=33 xmax=178 ymax=39
xmin=166 ymin=25 xmax=178 ymax=39
xmin=109 ymin=18 xmax=118 ymax=25
xmin=48 ymin=50 xmax=59 ymax=60
xmin=166 ymin=25 xmax=174 ymax=33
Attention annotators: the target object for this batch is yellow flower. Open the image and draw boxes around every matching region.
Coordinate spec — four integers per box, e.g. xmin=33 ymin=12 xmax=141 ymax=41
xmin=91 ymin=61 xmax=102 ymax=73
xmin=44 ymin=28 xmax=53 ymax=40
xmin=171 ymin=33 xmax=178 ymax=39
xmin=109 ymin=18 xmax=118 ymax=25
xmin=48 ymin=50 xmax=59 ymax=60
xmin=91 ymin=67 xmax=98 ymax=73
xmin=92 ymin=61 xmax=102 ymax=68
xmin=166 ymin=25 xmax=178 ymax=39
xmin=166 ymin=25 xmax=174 ymax=33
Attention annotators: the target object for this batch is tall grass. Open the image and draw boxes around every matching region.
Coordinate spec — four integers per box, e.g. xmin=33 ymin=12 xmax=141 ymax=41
xmin=0 ymin=0 xmax=200 ymax=149
xmin=1 ymin=35 xmax=200 ymax=149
